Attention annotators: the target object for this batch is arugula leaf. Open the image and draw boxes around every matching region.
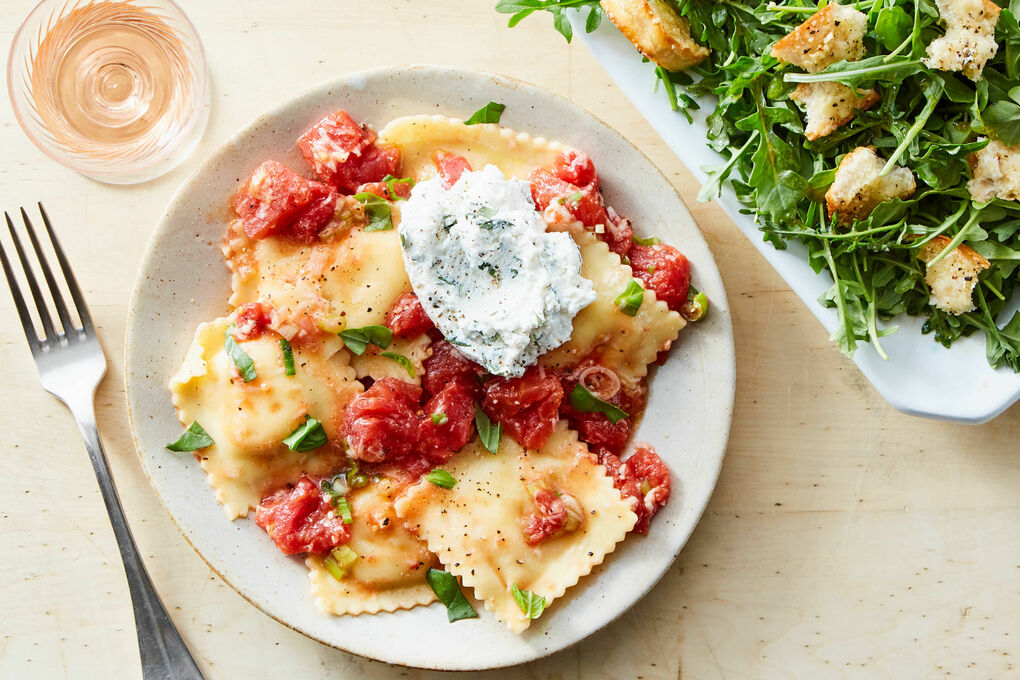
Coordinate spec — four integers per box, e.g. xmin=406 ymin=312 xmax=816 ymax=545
xmin=339 ymin=325 xmax=393 ymax=355
xmin=352 ymin=192 xmax=393 ymax=231
xmin=569 ymin=384 xmax=629 ymax=423
xmin=474 ymin=403 xmax=501 ymax=454
xmin=614 ymin=279 xmax=644 ymax=316
xmin=983 ymin=100 xmax=1020 ymax=146
xmin=494 ymin=0 xmax=602 ymax=42
xmin=426 ymin=569 xmax=478 ymax=622
xmin=279 ymin=338 xmax=295 ymax=376
xmin=465 ymin=101 xmax=506 ymax=125
xmin=511 ymin=584 xmax=546 ymax=619
xmin=224 ymin=326 xmax=256 ymax=381
xmin=166 ymin=421 xmax=214 ymax=452
xmin=425 ymin=468 xmax=457 ymax=489
xmin=381 ymin=351 xmax=415 ymax=378
xmin=283 ymin=416 xmax=327 ymax=452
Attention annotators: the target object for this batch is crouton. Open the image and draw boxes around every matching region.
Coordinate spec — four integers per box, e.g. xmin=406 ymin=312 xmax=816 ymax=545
xmin=790 ymin=82 xmax=880 ymax=140
xmin=967 ymin=138 xmax=1020 ymax=203
xmin=600 ymin=0 xmax=709 ymax=71
xmin=918 ymin=235 xmax=990 ymax=315
xmin=825 ymin=146 xmax=916 ymax=223
xmin=770 ymin=3 xmax=868 ymax=73
xmin=923 ymin=0 xmax=1001 ymax=80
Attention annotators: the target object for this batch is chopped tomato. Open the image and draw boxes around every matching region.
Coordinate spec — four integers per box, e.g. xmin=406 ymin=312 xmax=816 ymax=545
xmin=553 ymin=150 xmax=598 ymax=190
xmin=529 ymin=168 xmax=610 ymax=229
xmin=419 ymin=383 xmax=475 ymax=463
xmin=421 ymin=340 xmax=485 ymax=399
xmin=296 ymin=109 xmax=401 ymax=193
xmin=332 ymin=144 xmax=401 ymax=194
xmin=629 ymin=244 xmax=691 ymax=312
xmin=232 ymin=302 xmax=272 ymax=341
xmin=482 ymin=366 xmax=563 ymax=450
xmin=254 ymin=477 xmax=351 ymax=555
xmin=232 ymin=160 xmax=326 ymax=239
xmin=356 ymin=178 xmax=413 ymax=201
xmin=604 ymin=206 xmax=634 ymax=257
xmin=385 ymin=292 xmax=435 ymax=338
xmin=342 ymin=378 xmax=422 ymax=462
xmin=288 ymin=181 xmax=338 ymax=243
xmin=602 ymin=445 xmax=671 ymax=534
xmin=560 ymin=369 xmax=644 ymax=459
xmin=433 ymin=150 xmax=472 ymax=187
xmin=521 ymin=488 xmax=567 ymax=544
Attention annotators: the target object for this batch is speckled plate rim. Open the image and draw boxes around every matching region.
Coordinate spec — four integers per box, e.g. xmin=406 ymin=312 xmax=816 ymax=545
xmin=124 ymin=64 xmax=735 ymax=670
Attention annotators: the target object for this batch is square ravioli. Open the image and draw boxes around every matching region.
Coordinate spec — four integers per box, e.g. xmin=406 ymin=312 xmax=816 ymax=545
xmin=394 ymin=423 xmax=637 ymax=632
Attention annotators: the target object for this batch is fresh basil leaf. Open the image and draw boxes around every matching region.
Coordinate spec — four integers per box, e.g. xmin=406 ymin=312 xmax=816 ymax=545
xmin=380 ymin=351 xmax=415 ymax=378
xmin=382 ymin=174 xmax=414 ymax=201
xmin=426 ymin=569 xmax=478 ymax=622
xmin=474 ymin=403 xmax=501 ymax=454
xmin=166 ymin=421 xmax=214 ymax=452
xmin=431 ymin=412 xmax=448 ymax=426
xmin=569 ymin=384 xmax=629 ymax=424
xmin=283 ymin=416 xmax=327 ymax=452
xmin=614 ymin=279 xmax=644 ymax=316
xmin=511 ymin=584 xmax=545 ymax=619
xmin=352 ymin=192 xmax=393 ymax=231
xmin=279 ymin=338 xmax=296 ymax=376
xmin=425 ymin=468 xmax=457 ymax=489
xmin=339 ymin=325 xmax=393 ymax=355
xmin=224 ymin=325 xmax=256 ymax=381
xmin=465 ymin=102 xmax=506 ymax=125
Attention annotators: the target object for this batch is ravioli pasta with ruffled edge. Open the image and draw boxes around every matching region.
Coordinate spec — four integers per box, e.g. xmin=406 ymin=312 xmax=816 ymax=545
xmin=166 ymin=105 xmax=705 ymax=629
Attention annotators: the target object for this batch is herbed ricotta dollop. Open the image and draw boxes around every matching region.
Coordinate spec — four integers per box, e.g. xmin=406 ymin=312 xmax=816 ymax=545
xmin=398 ymin=165 xmax=595 ymax=377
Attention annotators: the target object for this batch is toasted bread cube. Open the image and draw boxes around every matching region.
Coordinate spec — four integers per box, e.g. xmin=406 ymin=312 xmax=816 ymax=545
xmin=600 ymin=0 xmax=709 ymax=71
xmin=918 ymin=235 xmax=990 ymax=315
xmin=825 ymin=146 xmax=916 ymax=223
xmin=923 ymin=0 xmax=1001 ymax=80
xmin=770 ymin=3 xmax=868 ymax=73
xmin=790 ymin=82 xmax=880 ymax=140
xmin=967 ymin=138 xmax=1020 ymax=203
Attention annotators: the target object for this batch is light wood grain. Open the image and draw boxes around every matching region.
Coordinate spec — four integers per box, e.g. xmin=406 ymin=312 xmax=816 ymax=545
xmin=0 ymin=1 xmax=1018 ymax=678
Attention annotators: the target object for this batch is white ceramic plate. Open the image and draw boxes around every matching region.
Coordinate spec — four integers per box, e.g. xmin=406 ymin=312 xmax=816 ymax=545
xmin=124 ymin=65 xmax=734 ymax=670
xmin=572 ymin=15 xmax=1020 ymax=424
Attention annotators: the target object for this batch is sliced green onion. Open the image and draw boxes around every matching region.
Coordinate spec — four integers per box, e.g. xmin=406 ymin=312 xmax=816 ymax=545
xmin=382 ymin=174 xmax=414 ymax=201
xmin=614 ymin=279 xmax=644 ymax=317
xmin=323 ymin=545 xmax=359 ymax=581
xmin=474 ymin=404 xmax=501 ymax=454
xmin=339 ymin=325 xmax=393 ymax=355
xmin=632 ymin=234 xmax=661 ymax=246
xmin=511 ymin=584 xmax=546 ymax=619
xmin=381 ymin=351 xmax=415 ymax=378
xmin=681 ymin=285 xmax=709 ymax=322
xmin=464 ymin=101 xmax=506 ymax=125
xmin=166 ymin=421 xmax=214 ymax=452
xmin=334 ymin=496 xmax=353 ymax=524
xmin=280 ymin=338 xmax=295 ymax=376
xmin=283 ymin=416 xmax=327 ymax=452
xmin=426 ymin=569 xmax=478 ymax=622
xmin=569 ymin=384 xmax=629 ymax=424
xmin=431 ymin=412 xmax=448 ymax=426
xmin=425 ymin=468 xmax=457 ymax=489
xmin=224 ymin=325 xmax=256 ymax=381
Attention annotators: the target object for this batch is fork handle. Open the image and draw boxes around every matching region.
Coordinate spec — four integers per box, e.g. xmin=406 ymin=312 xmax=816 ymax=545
xmin=68 ymin=395 xmax=206 ymax=680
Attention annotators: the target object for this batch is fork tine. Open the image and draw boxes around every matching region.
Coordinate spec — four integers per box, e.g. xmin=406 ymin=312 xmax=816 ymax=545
xmin=21 ymin=206 xmax=75 ymax=337
xmin=37 ymin=203 xmax=94 ymax=335
xmin=5 ymin=211 xmax=56 ymax=341
xmin=0 ymin=224 xmax=41 ymax=351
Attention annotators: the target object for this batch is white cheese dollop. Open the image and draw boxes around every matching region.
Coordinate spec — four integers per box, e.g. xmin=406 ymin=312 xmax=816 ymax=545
xmin=398 ymin=165 xmax=595 ymax=377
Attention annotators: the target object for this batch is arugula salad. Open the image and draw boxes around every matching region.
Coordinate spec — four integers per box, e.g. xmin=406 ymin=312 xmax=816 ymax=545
xmin=497 ymin=0 xmax=1020 ymax=371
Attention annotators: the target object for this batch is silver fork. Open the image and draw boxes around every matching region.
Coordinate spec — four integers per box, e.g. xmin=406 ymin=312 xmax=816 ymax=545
xmin=0 ymin=204 xmax=205 ymax=680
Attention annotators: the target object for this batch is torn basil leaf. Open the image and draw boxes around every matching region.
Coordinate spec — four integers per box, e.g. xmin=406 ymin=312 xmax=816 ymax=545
xmin=224 ymin=325 xmax=256 ymax=381
xmin=352 ymin=192 xmax=394 ymax=231
xmin=511 ymin=584 xmax=545 ymax=619
xmin=614 ymin=279 xmax=644 ymax=316
xmin=426 ymin=569 xmax=478 ymax=622
xmin=569 ymin=384 xmax=629 ymax=424
xmin=465 ymin=101 xmax=506 ymax=125
xmin=166 ymin=421 xmax=214 ymax=452
xmin=283 ymin=416 xmax=327 ymax=452
xmin=339 ymin=325 xmax=393 ymax=355
xmin=474 ymin=404 xmax=501 ymax=454
xmin=425 ymin=468 xmax=457 ymax=489
xmin=381 ymin=351 xmax=415 ymax=378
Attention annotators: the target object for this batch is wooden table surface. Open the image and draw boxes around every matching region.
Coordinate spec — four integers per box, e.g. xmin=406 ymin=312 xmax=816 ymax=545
xmin=1 ymin=1 xmax=1018 ymax=678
